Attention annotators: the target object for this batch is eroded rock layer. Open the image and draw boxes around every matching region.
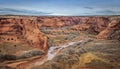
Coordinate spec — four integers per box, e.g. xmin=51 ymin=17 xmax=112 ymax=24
xmin=37 ymin=16 xmax=120 ymax=40
xmin=0 ymin=17 xmax=48 ymax=52
xmin=0 ymin=16 xmax=120 ymax=51
xmin=96 ymin=18 xmax=120 ymax=40
xmin=0 ymin=16 xmax=120 ymax=69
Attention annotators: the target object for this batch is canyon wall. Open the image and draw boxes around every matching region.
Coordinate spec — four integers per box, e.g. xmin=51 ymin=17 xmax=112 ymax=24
xmin=97 ymin=19 xmax=120 ymax=40
xmin=0 ymin=16 xmax=119 ymax=68
xmin=0 ymin=17 xmax=48 ymax=52
xmin=0 ymin=16 xmax=119 ymax=51
xmin=37 ymin=16 xmax=120 ymax=40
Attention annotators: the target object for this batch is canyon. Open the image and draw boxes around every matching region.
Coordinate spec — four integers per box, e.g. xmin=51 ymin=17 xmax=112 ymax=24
xmin=0 ymin=15 xmax=120 ymax=69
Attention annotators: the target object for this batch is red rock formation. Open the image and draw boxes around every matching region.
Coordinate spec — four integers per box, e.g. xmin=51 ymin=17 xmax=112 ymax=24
xmin=97 ymin=20 xmax=120 ymax=40
xmin=0 ymin=16 xmax=119 ymax=52
xmin=0 ymin=16 xmax=119 ymax=69
xmin=71 ymin=17 xmax=110 ymax=34
xmin=37 ymin=16 xmax=81 ymax=27
xmin=37 ymin=16 xmax=120 ymax=40
xmin=0 ymin=17 xmax=48 ymax=52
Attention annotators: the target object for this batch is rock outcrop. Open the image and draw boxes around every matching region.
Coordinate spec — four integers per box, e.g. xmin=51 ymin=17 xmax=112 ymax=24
xmin=37 ymin=16 xmax=82 ymax=27
xmin=37 ymin=16 xmax=120 ymax=40
xmin=71 ymin=17 xmax=110 ymax=34
xmin=0 ymin=17 xmax=48 ymax=52
xmin=97 ymin=19 xmax=120 ymax=40
xmin=69 ymin=16 xmax=120 ymax=40
xmin=0 ymin=16 xmax=119 ymax=52
xmin=0 ymin=16 xmax=120 ymax=69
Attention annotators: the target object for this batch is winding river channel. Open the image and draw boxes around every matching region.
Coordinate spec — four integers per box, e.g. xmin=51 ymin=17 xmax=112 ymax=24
xmin=18 ymin=40 xmax=82 ymax=69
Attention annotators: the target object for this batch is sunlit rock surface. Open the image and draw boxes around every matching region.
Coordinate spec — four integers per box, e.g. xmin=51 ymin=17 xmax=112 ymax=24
xmin=0 ymin=16 xmax=48 ymax=53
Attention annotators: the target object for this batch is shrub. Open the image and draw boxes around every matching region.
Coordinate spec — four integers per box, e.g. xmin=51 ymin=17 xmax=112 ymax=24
xmin=0 ymin=54 xmax=16 ymax=62
xmin=3 ymin=54 xmax=16 ymax=60
xmin=0 ymin=66 xmax=16 ymax=69
xmin=63 ymin=48 xmax=76 ymax=55
xmin=53 ymin=53 xmax=79 ymax=65
xmin=18 ymin=50 xmax=44 ymax=59
xmin=65 ymin=35 xmax=76 ymax=40
xmin=31 ymin=61 xmax=62 ymax=69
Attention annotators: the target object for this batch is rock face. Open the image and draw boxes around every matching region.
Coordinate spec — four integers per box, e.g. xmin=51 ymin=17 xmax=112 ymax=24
xmin=0 ymin=16 xmax=119 ymax=69
xmin=71 ymin=17 xmax=110 ymax=34
xmin=37 ymin=16 xmax=82 ymax=27
xmin=0 ymin=16 xmax=119 ymax=52
xmin=0 ymin=17 xmax=48 ymax=52
xmin=37 ymin=16 xmax=120 ymax=40
xmin=97 ymin=19 xmax=120 ymax=40
xmin=69 ymin=16 xmax=120 ymax=40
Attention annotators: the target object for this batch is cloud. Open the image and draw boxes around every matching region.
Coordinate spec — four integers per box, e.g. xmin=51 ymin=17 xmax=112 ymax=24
xmin=0 ymin=8 xmax=53 ymax=15
xmin=84 ymin=7 xmax=94 ymax=9
xmin=96 ymin=9 xmax=120 ymax=15
xmin=97 ymin=10 xmax=115 ymax=14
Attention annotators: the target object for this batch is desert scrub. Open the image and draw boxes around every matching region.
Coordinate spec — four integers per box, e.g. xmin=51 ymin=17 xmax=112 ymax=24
xmin=86 ymin=59 xmax=116 ymax=69
xmin=53 ymin=53 xmax=79 ymax=66
xmin=0 ymin=54 xmax=16 ymax=62
xmin=72 ymin=52 xmax=115 ymax=69
xmin=18 ymin=50 xmax=44 ymax=59
xmin=32 ymin=61 xmax=62 ymax=69
xmin=0 ymin=65 xmax=16 ymax=69
xmin=64 ymin=34 xmax=76 ymax=40
xmin=75 ymin=47 xmax=87 ymax=56
xmin=0 ymin=42 xmax=34 ymax=55
xmin=63 ymin=47 xmax=76 ymax=55
xmin=48 ymin=35 xmax=69 ymax=46
xmin=48 ymin=38 xmax=54 ymax=46
xmin=32 ymin=40 xmax=120 ymax=69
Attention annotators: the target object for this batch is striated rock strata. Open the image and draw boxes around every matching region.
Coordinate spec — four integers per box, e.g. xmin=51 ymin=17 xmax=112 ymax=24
xmin=0 ymin=17 xmax=48 ymax=52
xmin=97 ymin=19 xmax=120 ymax=40
xmin=37 ymin=16 xmax=120 ymax=40
xmin=0 ymin=16 xmax=120 ymax=53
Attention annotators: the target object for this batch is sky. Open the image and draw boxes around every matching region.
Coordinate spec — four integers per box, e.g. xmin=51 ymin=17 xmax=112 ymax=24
xmin=0 ymin=0 xmax=120 ymax=16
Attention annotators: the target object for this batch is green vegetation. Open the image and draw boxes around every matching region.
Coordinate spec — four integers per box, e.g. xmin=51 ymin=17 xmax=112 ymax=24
xmin=0 ymin=25 xmax=119 ymax=69
xmin=18 ymin=50 xmax=44 ymax=59
xmin=0 ymin=42 xmax=45 ymax=64
xmin=32 ymin=39 xmax=120 ymax=69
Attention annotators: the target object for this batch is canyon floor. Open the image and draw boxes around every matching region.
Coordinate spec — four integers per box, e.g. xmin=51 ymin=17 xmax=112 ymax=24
xmin=34 ymin=26 xmax=120 ymax=69
xmin=0 ymin=16 xmax=120 ymax=69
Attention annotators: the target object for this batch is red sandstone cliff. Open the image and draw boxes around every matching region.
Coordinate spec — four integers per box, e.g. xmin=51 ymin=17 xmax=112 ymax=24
xmin=0 ymin=16 xmax=119 ymax=51
xmin=37 ymin=16 xmax=120 ymax=40
xmin=0 ymin=16 xmax=119 ymax=69
xmin=71 ymin=17 xmax=109 ymax=33
xmin=0 ymin=17 xmax=48 ymax=52
xmin=97 ymin=19 xmax=120 ymax=40
xmin=37 ymin=16 xmax=82 ymax=27
xmin=69 ymin=16 xmax=120 ymax=40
